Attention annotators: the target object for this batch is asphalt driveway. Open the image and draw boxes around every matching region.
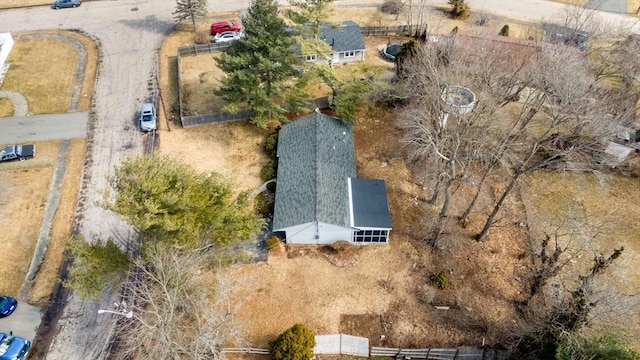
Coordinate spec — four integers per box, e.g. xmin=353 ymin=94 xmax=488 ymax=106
xmin=0 ymin=111 xmax=88 ymax=144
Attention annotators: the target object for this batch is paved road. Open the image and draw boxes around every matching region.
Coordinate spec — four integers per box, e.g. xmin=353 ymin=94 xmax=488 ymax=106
xmin=0 ymin=112 xmax=88 ymax=143
xmin=1 ymin=0 xmax=639 ymax=359
xmin=0 ymin=302 xmax=42 ymax=341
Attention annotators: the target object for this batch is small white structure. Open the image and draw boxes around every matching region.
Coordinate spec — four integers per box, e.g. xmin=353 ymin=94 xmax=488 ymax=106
xmin=0 ymin=33 xmax=14 ymax=70
xmin=441 ymin=85 xmax=477 ymax=114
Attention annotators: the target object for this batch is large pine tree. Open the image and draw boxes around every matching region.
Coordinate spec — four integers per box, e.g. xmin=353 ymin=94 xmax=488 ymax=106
xmin=216 ymin=0 xmax=309 ymax=128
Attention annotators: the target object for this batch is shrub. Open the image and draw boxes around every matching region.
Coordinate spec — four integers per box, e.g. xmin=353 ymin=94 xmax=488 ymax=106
xmin=380 ymin=0 xmax=402 ymax=15
xmin=194 ymin=30 xmax=211 ymax=44
xmin=255 ymin=192 xmax=275 ymax=218
xmin=430 ymin=270 xmax=449 ymax=290
xmin=269 ymin=324 xmax=316 ymax=360
xmin=260 ymin=161 xmax=276 ymax=182
xmin=265 ymin=133 xmax=278 ymax=155
xmin=499 ymin=24 xmax=510 ymax=37
xmin=448 ymin=0 xmax=470 ymax=19
xmin=265 ymin=236 xmax=281 ymax=249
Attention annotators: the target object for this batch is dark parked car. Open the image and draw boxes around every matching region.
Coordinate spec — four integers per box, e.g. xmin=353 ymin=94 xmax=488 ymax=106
xmin=0 ymin=145 xmax=36 ymax=162
xmin=51 ymin=0 xmax=81 ymax=9
xmin=381 ymin=44 xmax=402 ymax=61
xmin=0 ymin=333 xmax=30 ymax=360
xmin=210 ymin=21 xmax=242 ymax=35
xmin=0 ymin=296 xmax=17 ymax=318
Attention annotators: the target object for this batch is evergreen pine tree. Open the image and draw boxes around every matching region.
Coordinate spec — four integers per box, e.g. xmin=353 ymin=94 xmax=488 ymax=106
xmin=216 ymin=0 xmax=309 ymax=128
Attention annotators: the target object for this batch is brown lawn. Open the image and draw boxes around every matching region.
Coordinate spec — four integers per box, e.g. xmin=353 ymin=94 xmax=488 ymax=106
xmin=158 ymin=5 xmax=640 ymax=352
xmin=0 ymin=30 xmax=97 ymax=306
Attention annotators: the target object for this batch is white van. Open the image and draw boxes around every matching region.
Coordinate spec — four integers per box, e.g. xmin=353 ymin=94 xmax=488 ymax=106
xmin=139 ymin=103 xmax=157 ymax=132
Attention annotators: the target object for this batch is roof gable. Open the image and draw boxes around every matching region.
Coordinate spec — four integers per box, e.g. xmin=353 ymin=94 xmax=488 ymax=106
xmin=320 ymin=21 xmax=365 ymax=52
xmin=273 ymin=112 xmax=356 ymax=230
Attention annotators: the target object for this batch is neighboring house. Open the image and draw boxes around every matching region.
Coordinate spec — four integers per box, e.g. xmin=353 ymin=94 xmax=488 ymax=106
xmin=0 ymin=32 xmax=14 ymax=73
xmin=272 ymin=111 xmax=392 ymax=245
xmin=301 ymin=21 xmax=366 ymax=65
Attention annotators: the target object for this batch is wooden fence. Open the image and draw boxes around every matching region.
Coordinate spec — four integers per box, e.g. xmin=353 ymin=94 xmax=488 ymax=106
xmin=360 ymin=25 xmax=413 ymax=37
xmin=180 ymin=97 xmax=331 ymax=128
xmin=222 ymin=348 xmax=270 ymax=355
xmin=181 ymin=108 xmax=252 ymax=128
xmin=219 ymin=345 xmax=505 ymax=359
xmin=370 ymin=346 xmax=506 ymax=359
xmin=178 ymin=42 xmax=231 ymax=57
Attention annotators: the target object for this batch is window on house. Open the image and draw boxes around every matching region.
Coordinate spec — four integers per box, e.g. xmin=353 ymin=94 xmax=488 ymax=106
xmin=344 ymin=51 xmax=356 ymax=58
xmin=305 ymin=54 xmax=317 ymax=61
xmin=353 ymin=229 xmax=388 ymax=243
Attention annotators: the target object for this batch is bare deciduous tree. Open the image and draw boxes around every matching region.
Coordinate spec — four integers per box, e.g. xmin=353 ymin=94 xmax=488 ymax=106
xmin=111 ymin=245 xmax=244 ymax=360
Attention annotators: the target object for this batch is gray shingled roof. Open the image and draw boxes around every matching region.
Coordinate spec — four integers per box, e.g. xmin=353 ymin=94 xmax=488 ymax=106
xmin=321 ymin=21 xmax=365 ymax=52
xmin=273 ymin=112 xmax=356 ymax=231
xmin=350 ymin=178 xmax=392 ymax=229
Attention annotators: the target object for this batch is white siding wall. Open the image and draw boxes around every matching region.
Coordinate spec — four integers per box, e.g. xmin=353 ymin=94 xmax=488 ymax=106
xmin=282 ymin=222 xmax=318 ymax=245
xmin=0 ymin=33 xmax=14 ymax=69
xmin=282 ymin=221 xmax=354 ymax=244
xmin=317 ymin=222 xmax=353 ymax=244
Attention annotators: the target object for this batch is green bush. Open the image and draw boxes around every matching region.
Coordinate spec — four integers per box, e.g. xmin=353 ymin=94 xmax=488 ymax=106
xmin=430 ymin=270 xmax=449 ymax=290
xmin=265 ymin=133 xmax=278 ymax=155
xmin=499 ymin=24 xmax=510 ymax=37
xmin=260 ymin=161 xmax=276 ymax=182
xmin=269 ymin=324 xmax=316 ymax=360
xmin=255 ymin=192 xmax=275 ymax=218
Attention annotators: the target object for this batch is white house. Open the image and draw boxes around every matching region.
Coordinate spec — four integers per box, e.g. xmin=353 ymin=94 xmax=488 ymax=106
xmin=272 ymin=112 xmax=391 ymax=245
xmin=300 ymin=21 xmax=366 ymax=65
xmin=0 ymin=33 xmax=14 ymax=71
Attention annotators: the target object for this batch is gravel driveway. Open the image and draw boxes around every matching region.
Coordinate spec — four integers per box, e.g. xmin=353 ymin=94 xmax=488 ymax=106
xmin=1 ymin=0 xmax=639 ymax=358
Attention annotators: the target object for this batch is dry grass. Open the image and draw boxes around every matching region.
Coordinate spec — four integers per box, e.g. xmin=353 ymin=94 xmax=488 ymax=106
xmin=2 ymin=30 xmax=98 ymax=114
xmin=0 ymin=98 xmax=14 ymax=117
xmin=0 ymin=141 xmax=58 ymax=297
xmin=3 ymin=37 xmax=77 ymax=114
xmin=180 ymin=53 xmax=227 ymax=115
xmin=497 ymin=22 xmax=545 ymax=41
xmin=158 ymin=121 xmax=269 ymax=193
xmin=0 ymin=139 xmax=86 ymax=304
xmin=28 ymin=139 xmax=86 ymax=305
xmin=0 ymin=0 xmax=55 ymax=9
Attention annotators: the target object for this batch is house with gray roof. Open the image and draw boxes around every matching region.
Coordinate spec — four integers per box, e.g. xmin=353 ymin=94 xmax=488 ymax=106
xmin=299 ymin=21 xmax=366 ymax=65
xmin=272 ymin=111 xmax=391 ymax=245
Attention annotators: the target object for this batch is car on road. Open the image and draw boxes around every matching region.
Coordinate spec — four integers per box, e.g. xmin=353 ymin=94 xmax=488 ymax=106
xmin=51 ymin=0 xmax=81 ymax=9
xmin=0 ymin=296 xmax=17 ymax=318
xmin=381 ymin=44 xmax=402 ymax=61
xmin=210 ymin=21 xmax=242 ymax=35
xmin=213 ymin=31 xmax=244 ymax=43
xmin=0 ymin=332 xmax=30 ymax=360
xmin=0 ymin=145 xmax=36 ymax=162
xmin=139 ymin=103 xmax=157 ymax=132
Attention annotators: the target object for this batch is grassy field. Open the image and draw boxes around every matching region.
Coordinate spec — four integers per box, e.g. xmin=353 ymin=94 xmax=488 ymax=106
xmin=0 ymin=30 xmax=97 ymax=305
xmin=0 ymin=98 xmax=13 ymax=117
xmin=1 ymin=30 xmax=98 ymax=115
xmin=0 ymin=0 xmax=53 ymax=9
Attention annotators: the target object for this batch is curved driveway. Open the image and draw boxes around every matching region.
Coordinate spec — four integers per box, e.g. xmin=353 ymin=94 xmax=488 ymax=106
xmin=0 ymin=0 xmax=638 ymax=359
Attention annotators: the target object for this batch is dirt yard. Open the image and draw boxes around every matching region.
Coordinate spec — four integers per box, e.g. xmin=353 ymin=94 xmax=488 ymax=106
xmin=159 ymin=5 xmax=640 ymax=352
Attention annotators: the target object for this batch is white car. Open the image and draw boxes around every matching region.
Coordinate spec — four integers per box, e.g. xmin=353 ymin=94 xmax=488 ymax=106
xmin=213 ymin=31 xmax=244 ymax=43
xmin=139 ymin=103 xmax=157 ymax=132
